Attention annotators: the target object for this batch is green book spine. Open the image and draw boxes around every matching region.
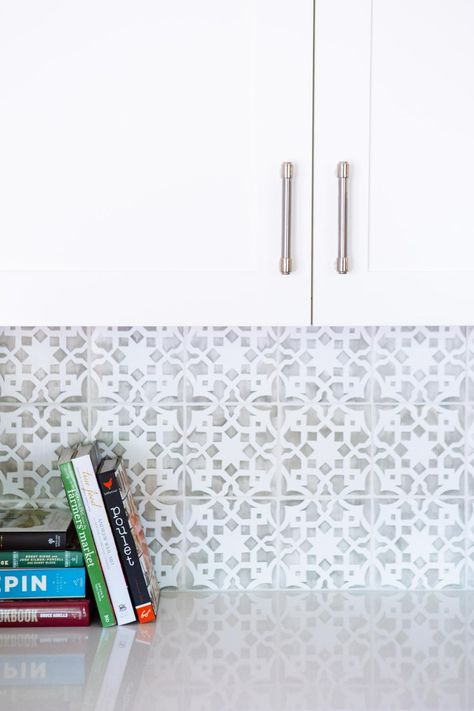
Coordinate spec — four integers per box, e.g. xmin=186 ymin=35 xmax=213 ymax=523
xmin=59 ymin=460 xmax=116 ymax=628
xmin=0 ymin=550 xmax=84 ymax=568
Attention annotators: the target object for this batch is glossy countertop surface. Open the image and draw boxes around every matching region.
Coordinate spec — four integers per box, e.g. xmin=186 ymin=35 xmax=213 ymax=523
xmin=0 ymin=590 xmax=473 ymax=711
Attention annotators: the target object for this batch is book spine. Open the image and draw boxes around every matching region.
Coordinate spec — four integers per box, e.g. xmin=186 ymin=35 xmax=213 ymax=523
xmin=59 ymin=461 xmax=116 ymax=628
xmin=115 ymin=460 xmax=160 ymax=616
xmin=0 ymin=600 xmax=90 ymax=627
xmin=97 ymin=468 xmax=155 ymax=624
xmin=72 ymin=456 xmax=135 ymax=625
xmin=0 ymin=530 xmax=67 ymax=551
xmin=0 ymin=568 xmax=85 ymax=599
xmin=0 ymin=550 xmax=83 ymax=569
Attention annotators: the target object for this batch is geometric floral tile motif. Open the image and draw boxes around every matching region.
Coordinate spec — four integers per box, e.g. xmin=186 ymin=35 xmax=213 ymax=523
xmin=0 ymin=405 xmax=87 ymax=500
xmin=279 ymin=326 xmax=372 ymax=403
xmin=373 ymin=499 xmax=466 ymax=589
xmin=184 ymin=499 xmax=279 ymax=590
xmin=185 ymin=327 xmax=279 ymax=403
xmin=373 ymin=326 xmax=466 ymax=403
xmin=185 ymin=405 xmax=278 ymax=497
xmin=137 ymin=498 xmax=185 ymax=589
xmin=90 ymin=326 xmax=186 ymax=404
xmin=90 ymin=405 xmax=185 ymax=498
xmin=281 ymin=405 xmax=371 ymax=497
xmin=0 ymin=326 xmax=88 ymax=404
xmin=373 ymin=405 xmax=466 ymax=497
xmin=279 ymin=499 xmax=372 ymax=589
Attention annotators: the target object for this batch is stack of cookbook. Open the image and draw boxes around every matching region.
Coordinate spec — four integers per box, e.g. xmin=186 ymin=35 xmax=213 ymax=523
xmin=59 ymin=443 xmax=160 ymax=627
xmin=0 ymin=508 xmax=90 ymax=627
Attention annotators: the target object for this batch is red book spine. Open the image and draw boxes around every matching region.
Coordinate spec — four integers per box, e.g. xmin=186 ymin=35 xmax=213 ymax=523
xmin=0 ymin=599 xmax=90 ymax=627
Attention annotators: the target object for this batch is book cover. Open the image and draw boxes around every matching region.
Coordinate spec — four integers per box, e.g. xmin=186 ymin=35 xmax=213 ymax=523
xmin=0 ymin=509 xmax=73 ymax=551
xmin=59 ymin=449 xmax=116 ymax=628
xmin=0 ymin=568 xmax=85 ymax=599
xmin=0 ymin=550 xmax=83 ymax=569
xmin=97 ymin=458 xmax=160 ymax=623
xmin=0 ymin=599 xmax=90 ymax=627
xmin=71 ymin=444 xmax=135 ymax=625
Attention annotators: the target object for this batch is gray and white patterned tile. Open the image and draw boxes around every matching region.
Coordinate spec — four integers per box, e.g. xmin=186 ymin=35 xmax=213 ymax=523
xmin=374 ymin=405 xmax=466 ymax=497
xmin=373 ymin=498 xmax=466 ymax=589
xmin=90 ymin=404 xmax=185 ymax=498
xmin=279 ymin=326 xmax=372 ymax=403
xmin=0 ymin=326 xmax=88 ymax=404
xmin=281 ymin=405 xmax=371 ymax=497
xmin=279 ymin=499 xmax=372 ymax=589
xmin=90 ymin=326 xmax=186 ymax=404
xmin=0 ymin=405 xmax=87 ymax=500
xmin=374 ymin=326 xmax=466 ymax=403
xmin=184 ymin=498 xmax=279 ymax=589
xmin=137 ymin=498 xmax=185 ymax=589
xmin=185 ymin=404 xmax=278 ymax=497
xmin=186 ymin=327 xmax=279 ymax=403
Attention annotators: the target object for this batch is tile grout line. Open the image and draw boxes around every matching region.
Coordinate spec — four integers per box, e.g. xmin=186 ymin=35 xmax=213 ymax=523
xmin=4 ymin=397 xmax=474 ymax=409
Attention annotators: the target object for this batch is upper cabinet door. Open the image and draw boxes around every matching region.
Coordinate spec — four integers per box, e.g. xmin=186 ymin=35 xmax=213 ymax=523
xmin=0 ymin=1 xmax=313 ymax=325
xmin=314 ymin=0 xmax=474 ymax=325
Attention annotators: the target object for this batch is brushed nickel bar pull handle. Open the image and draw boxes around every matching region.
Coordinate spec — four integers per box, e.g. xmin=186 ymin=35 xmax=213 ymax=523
xmin=336 ymin=161 xmax=349 ymax=274
xmin=280 ymin=162 xmax=293 ymax=275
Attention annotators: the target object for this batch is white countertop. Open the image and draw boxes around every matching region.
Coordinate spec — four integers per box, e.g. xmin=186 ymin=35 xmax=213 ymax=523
xmin=0 ymin=590 xmax=473 ymax=711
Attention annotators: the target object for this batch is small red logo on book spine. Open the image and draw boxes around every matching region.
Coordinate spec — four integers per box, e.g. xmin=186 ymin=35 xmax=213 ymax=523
xmin=137 ymin=604 xmax=155 ymax=624
xmin=103 ymin=478 xmax=113 ymax=490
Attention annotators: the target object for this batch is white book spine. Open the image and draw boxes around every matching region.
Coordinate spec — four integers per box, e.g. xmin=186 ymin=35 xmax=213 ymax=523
xmin=72 ymin=455 xmax=135 ymax=625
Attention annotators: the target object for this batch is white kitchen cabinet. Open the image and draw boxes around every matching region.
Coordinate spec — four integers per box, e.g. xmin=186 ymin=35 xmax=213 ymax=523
xmin=0 ymin=1 xmax=313 ymax=325
xmin=314 ymin=0 xmax=474 ymax=325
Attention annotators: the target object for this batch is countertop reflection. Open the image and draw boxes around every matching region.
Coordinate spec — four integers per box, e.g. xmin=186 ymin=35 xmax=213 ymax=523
xmin=0 ymin=590 xmax=473 ymax=711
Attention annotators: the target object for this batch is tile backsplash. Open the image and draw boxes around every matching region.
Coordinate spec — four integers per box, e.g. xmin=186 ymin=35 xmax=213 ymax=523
xmin=0 ymin=326 xmax=472 ymax=590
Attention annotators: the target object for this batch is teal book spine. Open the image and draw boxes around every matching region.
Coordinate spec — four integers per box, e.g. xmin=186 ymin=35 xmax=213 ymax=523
xmin=0 ymin=550 xmax=83 ymax=568
xmin=0 ymin=568 xmax=86 ymax=599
